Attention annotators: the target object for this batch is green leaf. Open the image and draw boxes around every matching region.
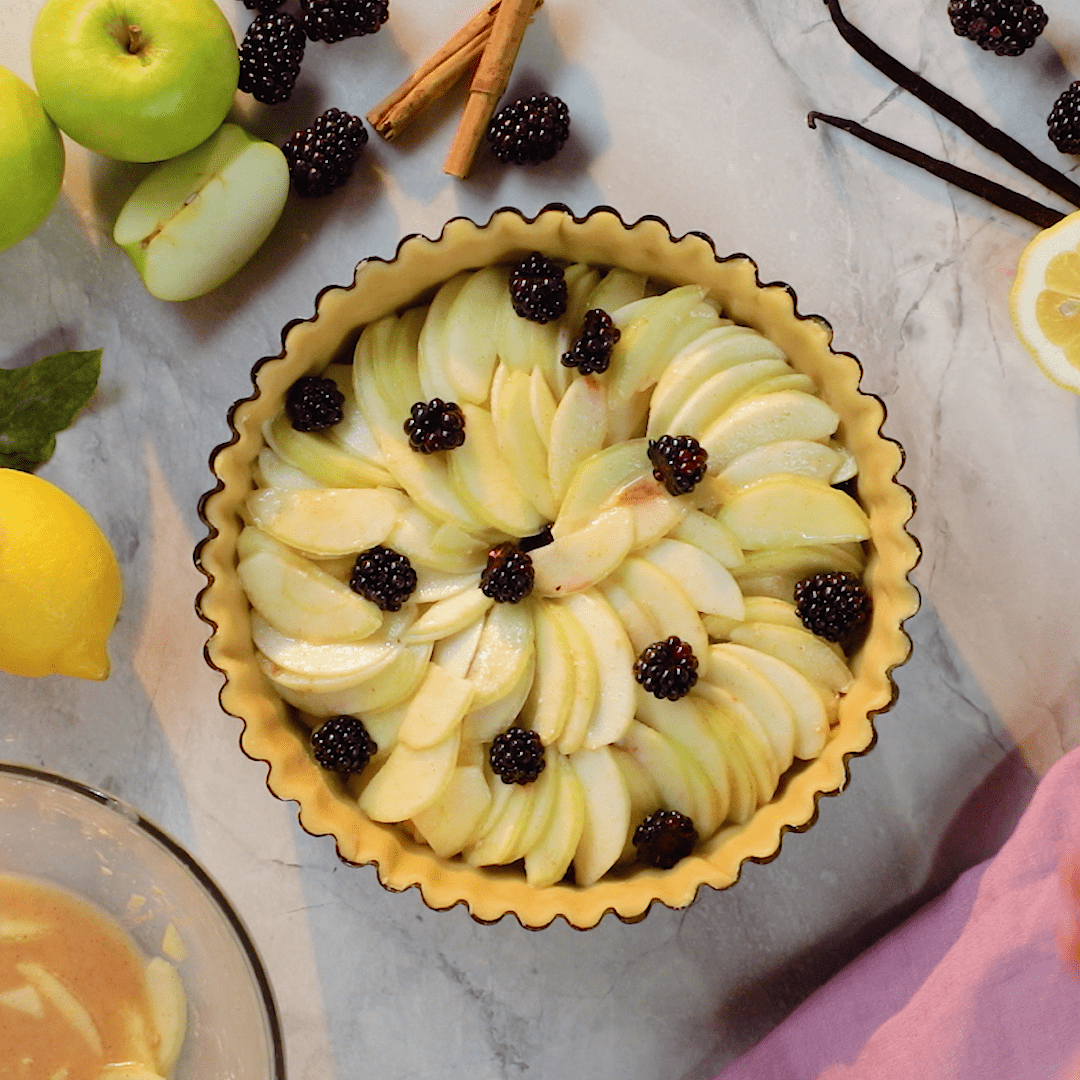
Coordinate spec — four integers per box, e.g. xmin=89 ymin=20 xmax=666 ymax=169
xmin=0 ymin=349 xmax=102 ymax=471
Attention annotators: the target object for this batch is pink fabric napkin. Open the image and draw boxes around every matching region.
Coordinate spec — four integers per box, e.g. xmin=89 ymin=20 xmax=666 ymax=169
xmin=717 ymin=747 xmax=1080 ymax=1080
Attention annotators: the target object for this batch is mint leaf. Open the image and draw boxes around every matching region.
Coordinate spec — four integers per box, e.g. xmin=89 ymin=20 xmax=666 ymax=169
xmin=0 ymin=349 xmax=102 ymax=471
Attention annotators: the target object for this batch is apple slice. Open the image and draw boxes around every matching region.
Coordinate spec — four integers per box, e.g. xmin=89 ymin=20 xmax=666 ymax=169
xmin=530 ymin=506 xmax=635 ymax=597
xmin=386 ymin=505 xmax=488 ymax=575
xmin=570 ymin=746 xmax=632 ymax=886
xmin=551 ymin=601 xmax=600 ymax=756
xmin=721 ymin=642 xmax=828 ymax=759
xmin=562 ymin=589 xmax=636 ymax=749
xmin=610 ymin=745 xmax=663 ymax=862
xmin=597 ymin=577 xmax=660 ymax=654
xmin=617 ymin=479 xmax=688 ymax=550
xmin=670 ymin=509 xmax=744 ymax=568
xmin=371 ymin=308 xmax=425 ymax=422
xmin=417 ymin=273 xmax=470 ymax=403
xmin=614 ymin=557 xmax=709 ymax=661
xmin=719 ymin=475 xmax=871 ymax=550
xmin=397 ymin=664 xmax=476 ymax=749
xmin=461 ymin=651 xmax=535 ymax=744
xmin=514 ymin=747 xmax=561 ymax=859
xmin=497 ymin=284 xmax=563 ymax=377
xmin=359 ymin=727 xmax=461 ymax=822
xmin=113 ymin=123 xmax=288 ymax=302
xmin=265 ymin=415 xmax=389 ymax=488
xmin=272 ymin=641 xmax=431 ymax=717
xmin=491 ymin=369 xmax=558 ymax=521
xmin=731 ymin=543 xmax=865 ymax=602
xmin=639 ymin=537 xmax=745 ymax=620
xmin=701 ymin=390 xmax=840 ymax=470
xmin=520 ymin=601 xmax=575 ymax=745
xmin=353 ymin=319 xmax=407 ymax=441
xmin=734 ymin=371 xmax=816 ymax=400
xmin=584 ymin=267 xmax=648 ymax=315
xmin=697 ymin=703 xmax=757 ymax=824
xmin=618 ymin=720 xmax=696 ymax=821
xmin=441 ymin=266 xmax=505 ymax=404
xmin=465 ymin=600 xmax=535 ymax=708
xmin=464 ymin=781 xmax=532 ymax=866
xmin=648 ymin=324 xmax=788 ymax=436
xmin=447 ymin=403 xmax=544 ymax=536
xmin=412 ymin=568 xmax=480 ymax=605
xmin=255 ymin=447 xmax=321 ymax=490
xmin=729 ymin=621 xmax=853 ymax=693
xmin=430 ymin=618 xmax=485 ymax=678
xmin=553 ymin=440 xmax=651 ymax=537
xmin=529 ymin=364 xmax=558 ymax=448
xmin=524 ymin=756 xmax=586 ymax=888
xmin=707 ymin=644 xmax=797 ymax=769
xmin=412 ymin=763 xmax=492 ymax=859
xmin=322 ymin=364 xmax=390 ymax=471
xmin=144 ymin=957 xmax=186 ymax=1074
xmin=658 ymin=358 xmax=792 ymax=441
xmin=404 ymin=587 xmax=493 ymax=644
xmin=246 ymin=487 xmax=404 ymax=558
xmin=238 ymin=528 xmax=382 ymax=643
xmin=547 ymin=376 xmax=609 ymax=502
xmin=741 ymin=596 xmax=806 ymax=629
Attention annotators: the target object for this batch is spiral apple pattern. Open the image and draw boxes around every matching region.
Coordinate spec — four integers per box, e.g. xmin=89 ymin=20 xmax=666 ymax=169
xmin=237 ymin=263 xmax=872 ymax=888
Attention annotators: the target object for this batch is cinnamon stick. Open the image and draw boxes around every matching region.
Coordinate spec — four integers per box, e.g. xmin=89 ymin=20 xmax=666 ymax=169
xmin=369 ymin=0 xmax=543 ymax=141
xmin=444 ymin=0 xmax=538 ymax=178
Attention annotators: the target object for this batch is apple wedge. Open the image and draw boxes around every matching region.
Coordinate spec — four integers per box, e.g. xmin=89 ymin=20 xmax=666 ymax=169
xmin=561 ymin=589 xmax=636 ymax=749
xmin=520 ymin=601 xmax=575 ymax=745
xmin=530 ymin=506 xmax=634 ymax=597
xmin=417 ymin=273 xmax=470 ymax=403
xmin=529 ymin=364 xmax=558 ymax=448
xmin=584 ymin=267 xmax=648 ymax=313
xmin=464 ymin=781 xmax=532 ymax=867
xmin=553 ymin=440 xmax=651 ymax=537
xmin=404 ymin=587 xmax=493 ymax=644
xmin=729 ymin=621 xmax=853 ymax=693
xmin=113 ymin=124 xmax=288 ymax=302
xmin=245 ymin=487 xmax=404 ymax=558
xmin=670 ymin=509 xmax=744 ymax=568
xmin=430 ymin=618 xmax=486 ymax=678
xmin=639 ymin=537 xmax=744 ymax=620
xmin=570 ymin=746 xmax=632 ymax=886
xmin=465 ymin=600 xmax=535 ymax=708
xmin=237 ymin=527 xmax=383 ymax=643
xmin=614 ymin=556 xmax=709 ymax=661
xmin=524 ymin=755 xmax=586 ymax=888
xmin=730 ymin=543 xmax=865 ymax=602
xmin=461 ymin=651 xmax=535 ymax=744
xmin=547 ymin=376 xmax=609 ymax=502
xmin=610 ymin=745 xmax=663 ymax=863
xmin=491 ymin=369 xmax=558 ymax=521
xmin=718 ymin=475 xmax=871 ymax=550
xmin=412 ymin=763 xmax=492 ymax=859
xmin=273 ymin=641 xmax=431 ymax=717
xmin=386 ymin=505 xmax=488 ymax=575
xmin=397 ymin=664 xmax=476 ymax=749
xmin=597 ymin=577 xmax=660 ymax=654
xmin=697 ymin=703 xmax=758 ymax=824
xmin=412 ymin=568 xmax=480 ymax=605
xmin=359 ymin=726 xmax=461 ymax=822
xmin=265 ymin=415 xmax=390 ymax=488
xmin=442 ymin=265 xmax=505 ymax=404
xmin=447 ymin=403 xmax=545 ymax=536
xmin=513 ymin=747 xmax=561 ymax=860
xmin=700 ymin=390 xmax=840 ymax=470
xmin=618 ymin=720 xmax=697 ymax=822
xmin=552 ymin=602 xmax=600 ymax=756
xmin=720 ymin=642 xmax=828 ymax=759
xmin=255 ymin=448 xmax=321 ymax=490
xmin=322 ymin=364 xmax=389 ymax=471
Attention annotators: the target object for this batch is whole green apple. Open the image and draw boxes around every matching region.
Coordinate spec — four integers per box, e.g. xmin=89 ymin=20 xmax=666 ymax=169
xmin=31 ymin=0 xmax=239 ymax=163
xmin=0 ymin=66 xmax=65 ymax=253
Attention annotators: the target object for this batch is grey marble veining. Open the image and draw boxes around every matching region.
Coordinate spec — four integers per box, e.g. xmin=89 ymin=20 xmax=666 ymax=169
xmin=2 ymin=0 xmax=1079 ymax=1076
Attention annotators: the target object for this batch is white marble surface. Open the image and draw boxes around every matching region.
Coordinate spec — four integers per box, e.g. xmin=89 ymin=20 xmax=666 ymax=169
xmin=3 ymin=0 xmax=1080 ymax=1076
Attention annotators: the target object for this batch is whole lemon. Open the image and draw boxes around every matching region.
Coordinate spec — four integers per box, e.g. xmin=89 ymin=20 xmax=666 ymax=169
xmin=0 ymin=469 xmax=123 ymax=680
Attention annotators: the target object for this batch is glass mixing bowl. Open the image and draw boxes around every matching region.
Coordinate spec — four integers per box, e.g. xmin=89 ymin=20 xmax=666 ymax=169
xmin=0 ymin=762 xmax=285 ymax=1079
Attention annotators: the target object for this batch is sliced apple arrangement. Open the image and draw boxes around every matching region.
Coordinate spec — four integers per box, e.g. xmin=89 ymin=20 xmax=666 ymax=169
xmin=197 ymin=207 xmax=919 ymax=927
xmin=234 ymin=254 xmax=879 ymax=891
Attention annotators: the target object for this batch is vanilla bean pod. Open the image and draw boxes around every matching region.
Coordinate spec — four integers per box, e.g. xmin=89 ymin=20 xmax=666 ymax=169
xmin=823 ymin=0 xmax=1080 ymax=210
xmin=808 ymin=112 xmax=1064 ymax=228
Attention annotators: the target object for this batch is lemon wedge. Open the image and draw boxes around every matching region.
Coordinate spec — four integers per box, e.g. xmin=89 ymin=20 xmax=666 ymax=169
xmin=1010 ymin=209 xmax=1080 ymax=393
xmin=0 ymin=469 xmax=123 ymax=680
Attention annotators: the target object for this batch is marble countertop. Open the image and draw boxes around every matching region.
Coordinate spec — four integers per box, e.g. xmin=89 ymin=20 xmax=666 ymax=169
xmin=3 ymin=0 xmax=1080 ymax=1076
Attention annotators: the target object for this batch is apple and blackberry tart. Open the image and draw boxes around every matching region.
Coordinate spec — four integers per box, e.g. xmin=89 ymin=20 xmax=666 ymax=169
xmin=197 ymin=207 xmax=919 ymax=928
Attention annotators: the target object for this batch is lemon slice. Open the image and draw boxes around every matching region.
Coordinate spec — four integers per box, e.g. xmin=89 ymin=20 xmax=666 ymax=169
xmin=1010 ymin=209 xmax=1080 ymax=393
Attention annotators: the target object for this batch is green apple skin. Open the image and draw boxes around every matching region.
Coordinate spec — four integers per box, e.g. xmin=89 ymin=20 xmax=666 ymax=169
xmin=0 ymin=66 xmax=65 ymax=253
xmin=31 ymin=0 xmax=238 ymax=163
xmin=113 ymin=123 xmax=289 ymax=302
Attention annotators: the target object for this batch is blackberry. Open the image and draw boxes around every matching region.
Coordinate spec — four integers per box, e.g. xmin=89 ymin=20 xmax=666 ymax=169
xmin=647 ymin=435 xmax=708 ymax=496
xmin=561 ymin=309 xmax=620 ymax=375
xmin=633 ymin=809 xmax=698 ymax=869
xmin=480 ymin=542 xmax=534 ymax=604
xmin=349 ymin=546 xmax=416 ymax=611
xmin=238 ymin=11 xmax=305 ymax=105
xmin=947 ymin=0 xmax=1047 ymax=56
xmin=282 ymin=109 xmax=368 ymax=198
xmin=490 ymin=728 xmax=545 ymax=785
xmin=1049 ymin=82 xmax=1080 ymax=155
xmin=509 ymin=253 xmax=567 ymax=324
xmin=403 ymin=398 xmax=466 ymax=454
xmin=242 ymin=0 xmax=284 ymax=12
xmin=285 ymin=375 xmax=344 ymax=432
xmin=794 ymin=571 xmax=871 ymax=644
xmin=299 ymin=0 xmax=388 ymax=42
xmin=311 ymin=715 xmax=376 ymax=774
xmin=634 ymin=637 xmax=699 ymax=701
xmin=486 ymin=94 xmax=570 ymax=165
